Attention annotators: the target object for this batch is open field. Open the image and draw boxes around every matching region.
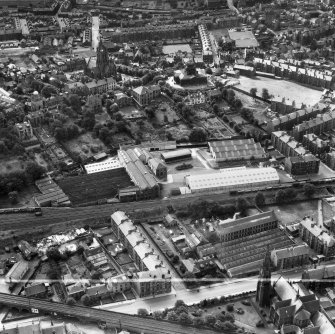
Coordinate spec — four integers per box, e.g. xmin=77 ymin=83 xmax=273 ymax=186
xmin=0 ymin=157 xmax=26 ymax=174
xmin=237 ymin=76 xmax=322 ymax=107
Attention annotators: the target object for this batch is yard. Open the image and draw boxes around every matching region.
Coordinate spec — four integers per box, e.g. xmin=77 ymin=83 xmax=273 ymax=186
xmin=265 ymin=199 xmax=319 ymax=225
xmin=0 ymin=157 xmax=27 ymax=174
xmin=63 ymin=133 xmax=107 ymax=160
xmin=237 ymin=76 xmax=322 ymax=107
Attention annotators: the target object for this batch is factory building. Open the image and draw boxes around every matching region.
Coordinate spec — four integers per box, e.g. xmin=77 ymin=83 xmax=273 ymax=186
xmin=185 ymin=167 xmax=279 ymax=193
xmin=217 ymin=211 xmax=278 ymax=242
xmin=208 ymin=139 xmax=266 ymax=162
xmin=118 ymin=149 xmax=160 ymax=200
xmin=161 ymin=149 xmax=192 ymax=164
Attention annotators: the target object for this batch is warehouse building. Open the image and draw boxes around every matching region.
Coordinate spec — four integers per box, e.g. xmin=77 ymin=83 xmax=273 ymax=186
xmin=35 ymin=177 xmax=70 ymax=207
xmin=118 ymin=149 xmax=160 ymax=200
xmin=185 ymin=167 xmax=279 ymax=193
xmin=161 ymin=149 xmax=192 ymax=164
xmin=208 ymin=139 xmax=266 ymax=162
xmin=217 ymin=211 xmax=278 ymax=242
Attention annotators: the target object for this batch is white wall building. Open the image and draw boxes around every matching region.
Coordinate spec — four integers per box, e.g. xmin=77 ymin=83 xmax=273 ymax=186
xmin=185 ymin=167 xmax=279 ymax=193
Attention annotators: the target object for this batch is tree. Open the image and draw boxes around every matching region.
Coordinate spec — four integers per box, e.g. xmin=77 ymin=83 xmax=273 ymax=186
xmin=137 ymin=308 xmax=149 ymax=317
xmin=226 ymin=89 xmax=235 ymax=103
xmin=66 ymin=297 xmax=76 ymax=306
xmin=8 ymin=191 xmax=18 ymax=204
xmin=81 ymin=294 xmax=91 ymax=306
xmin=153 ymin=311 xmax=163 ymax=319
xmin=25 ymin=162 xmax=45 ymax=181
xmin=262 ymin=88 xmax=271 ymax=100
xmin=255 ymin=192 xmax=265 ymax=206
xmin=303 ymin=183 xmax=316 ymax=197
xmin=176 ymin=305 xmax=188 ymax=315
xmin=236 ymin=197 xmax=248 ymax=214
xmin=172 ymin=255 xmax=180 ymax=264
xmin=250 ymin=88 xmax=257 ymax=97
xmin=193 ymin=317 xmax=205 ymax=327
xmin=189 ymin=127 xmax=207 ymax=142
xmin=179 ymin=313 xmax=192 ymax=325
xmin=205 ymin=68 xmax=213 ymax=75
xmin=275 ymin=189 xmax=286 ymax=203
xmin=227 ymin=304 xmax=234 ymax=312
xmin=285 ymin=188 xmax=297 ymax=200
xmin=167 ymin=311 xmax=179 ymax=322
xmin=46 ymin=247 xmax=63 ymax=261
xmin=175 ymin=300 xmax=186 ymax=308
xmin=204 ymin=314 xmax=216 ymax=327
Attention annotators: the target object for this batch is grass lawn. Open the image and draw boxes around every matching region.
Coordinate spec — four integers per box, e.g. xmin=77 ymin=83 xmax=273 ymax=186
xmin=237 ymin=76 xmax=321 ymax=107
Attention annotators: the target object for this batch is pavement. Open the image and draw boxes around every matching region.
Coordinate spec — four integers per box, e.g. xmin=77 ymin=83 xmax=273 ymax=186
xmin=99 ymin=267 xmax=308 ymax=315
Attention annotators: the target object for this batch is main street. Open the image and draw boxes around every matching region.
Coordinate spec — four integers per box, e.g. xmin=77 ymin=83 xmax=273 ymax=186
xmin=101 ymin=269 xmax=304 ymax=314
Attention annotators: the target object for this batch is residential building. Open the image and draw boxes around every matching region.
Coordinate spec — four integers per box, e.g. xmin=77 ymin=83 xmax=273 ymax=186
xmin=27 ymin=111 xmax=44 ymax=128
xmin=15 ymin=121 xmax=34 ymax=141
xmin=114 ymin=92 xmax=132 ymax=108
xmin=5 ymin=260 xmax=29 ymax=283
xmin=299 ymin=217 xmax=335 ymax=257
xmin=285 ymin=156 xmax=320 ymax=175
xmin=326 ymin=151 xmax=335 ymax=170
xmin=111 ymin=211 xmax=172 ymax=297
xmin=18 ymin=240 xmax=37 ymax=260
xmin=271 ymin=245 xmax=310 ymax=270
xmin=133 ymin=269 xmax=172 ymax=298
xmin=302 ymin=263 xmax=335 ymax=291
xmin=271 ymin=131 xmax=320 ymax=175
xmin=30 ymin=91 xmax=44 ymax=111
xmin=85 ymin=77 xmax=116 ymax=94
xmin=302 ymin=134 xmax=328 ymax=156
xmin=292 ymin=109 xmax=335 ymax=141
xmin=64 ymin=82 xmax=88 ymax=95
xmin=132 ymin=85 xmax=160 ymax=106
xmin=107 ymin=274 xmax=131 ymax=294
xmin=266 ymin=104 xmax=324 ymax=132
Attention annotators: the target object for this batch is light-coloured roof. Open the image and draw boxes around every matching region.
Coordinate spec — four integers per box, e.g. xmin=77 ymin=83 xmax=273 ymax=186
xmin=186 ymin=167 xmax=279 ymax=191
xmin=85 ymin=158 xmax=122 ymax=174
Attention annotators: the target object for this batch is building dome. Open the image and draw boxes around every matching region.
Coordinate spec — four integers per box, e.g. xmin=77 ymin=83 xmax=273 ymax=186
xmin=33 ymin=91 xmax=39 ymax=95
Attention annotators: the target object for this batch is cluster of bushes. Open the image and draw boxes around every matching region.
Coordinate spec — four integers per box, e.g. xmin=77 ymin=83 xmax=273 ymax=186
xmin=175 ymin=198 xmax=249 ymax=220
xmin=138 ymin=296 xmax=256 ymax=332
xmin=0 ymin=162 xmax=46 ymax=197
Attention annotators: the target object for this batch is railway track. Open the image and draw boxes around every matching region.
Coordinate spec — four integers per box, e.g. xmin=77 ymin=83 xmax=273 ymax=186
xmin=0 ymin=178 xmax=334 ymax=231
xmin=0 ymin=293 xmax=219 ymax=334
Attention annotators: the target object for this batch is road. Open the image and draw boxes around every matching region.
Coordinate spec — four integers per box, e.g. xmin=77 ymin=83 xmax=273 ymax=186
xmin=0 ymin=293 xmax=218 ymax=334
xmin=227 ymin=0 xmax=239 ymax=14
xmin=102 ymin=269 xmax=305 ymax=314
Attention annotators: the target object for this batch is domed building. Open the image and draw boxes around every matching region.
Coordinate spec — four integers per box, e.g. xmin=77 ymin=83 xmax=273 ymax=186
xmin=174 ymin=59 xmax=207 ymax=87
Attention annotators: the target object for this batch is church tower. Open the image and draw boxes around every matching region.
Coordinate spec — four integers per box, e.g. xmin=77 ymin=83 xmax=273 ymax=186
xmin=95 ymin=41 xmax=117 ymax=80
xmin=256 ymin=247 xmax=272 ymax=308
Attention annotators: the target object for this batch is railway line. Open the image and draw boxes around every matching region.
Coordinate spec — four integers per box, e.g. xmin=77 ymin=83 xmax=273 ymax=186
xmin=0 ymin=293 xmax=218 ymax=334
xmin=0 ymin=178 xmax=334 ymax=231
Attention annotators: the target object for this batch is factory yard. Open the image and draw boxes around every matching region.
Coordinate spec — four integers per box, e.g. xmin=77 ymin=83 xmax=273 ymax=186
xmin=237 ymin=76 xmax=322 ymax=107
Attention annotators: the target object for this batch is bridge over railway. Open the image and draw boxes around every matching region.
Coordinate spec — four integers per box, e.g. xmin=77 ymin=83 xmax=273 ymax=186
xmin=0 ymin=293 xmax=218 ymax=334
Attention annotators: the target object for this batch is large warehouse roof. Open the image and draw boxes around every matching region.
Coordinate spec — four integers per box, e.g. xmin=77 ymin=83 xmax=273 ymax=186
xmin=185 ymin=167 xmax=279 ymax=191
